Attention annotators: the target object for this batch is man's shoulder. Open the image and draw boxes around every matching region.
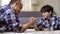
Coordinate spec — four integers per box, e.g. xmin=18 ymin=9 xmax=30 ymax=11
xmin=0 ymin=5 xmax=7 ymax=14
xmin=0 ymin=5 xmax=9 ymax=12
xmin=0 ymin=5 xmax=13 ymax=14
xmin=0 ymin=5 xmax=10 ymax=10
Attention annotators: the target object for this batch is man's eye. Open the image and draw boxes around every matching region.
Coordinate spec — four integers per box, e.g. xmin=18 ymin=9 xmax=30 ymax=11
xmin=20 ymin=7 xmax=22 ymax=9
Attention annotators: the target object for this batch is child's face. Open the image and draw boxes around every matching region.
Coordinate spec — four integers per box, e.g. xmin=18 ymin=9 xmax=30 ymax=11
xmin=42 ymin=11 xmax=51 ymax=18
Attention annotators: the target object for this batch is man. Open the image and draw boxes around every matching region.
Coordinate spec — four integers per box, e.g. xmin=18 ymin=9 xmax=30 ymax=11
xmin=33 ymin=5 xmax=57 ymax=31
xmin=0 ymin=0 xmax=36 ymax=32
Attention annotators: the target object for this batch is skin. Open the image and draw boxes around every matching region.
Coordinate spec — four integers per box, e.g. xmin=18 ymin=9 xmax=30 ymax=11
xmin=33 ymin=11 xmax=52 ymax=31
xmin=10 ymin=1 xmax=23 ymax=14
xmin=42 ymin=12 xmax=51 ymax=20
xmin=10 ymin=1 xmax=36 ymax=32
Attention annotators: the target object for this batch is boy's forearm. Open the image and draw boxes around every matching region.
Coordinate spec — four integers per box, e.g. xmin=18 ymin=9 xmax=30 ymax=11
xmin=33 ymin=25 xmax=40 ymax=31
xmin=43 ymin=28 xmax=49 ymax=31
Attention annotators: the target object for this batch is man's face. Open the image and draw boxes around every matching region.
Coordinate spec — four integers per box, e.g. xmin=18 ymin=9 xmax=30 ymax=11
xmin=42 ymin=11 xmax=51 ymax=18
xmin=15 ymin=2 xmax=23 ymax=13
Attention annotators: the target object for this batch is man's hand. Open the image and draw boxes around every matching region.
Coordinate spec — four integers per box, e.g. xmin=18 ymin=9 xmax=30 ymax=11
xmin=29 ymin=17 xmax=36 ymax=25
xmin=20 ymin=17 xmax=36 ymax=32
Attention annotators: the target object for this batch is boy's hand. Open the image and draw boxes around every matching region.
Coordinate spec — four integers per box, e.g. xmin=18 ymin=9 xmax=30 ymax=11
xmin=43 ymin=28 xmax=49 ymax=31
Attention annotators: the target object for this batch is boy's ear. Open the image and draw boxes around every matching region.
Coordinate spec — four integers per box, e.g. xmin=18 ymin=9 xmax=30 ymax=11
xmin=49 ymin=11 xmax=52 ymax=14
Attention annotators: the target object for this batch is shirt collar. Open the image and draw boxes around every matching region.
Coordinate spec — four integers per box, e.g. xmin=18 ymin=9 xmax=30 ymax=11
xmin=7 ymin=4 xmax=16 ymax=14
xmin=42 ymin=15 xmax=54 ymax=21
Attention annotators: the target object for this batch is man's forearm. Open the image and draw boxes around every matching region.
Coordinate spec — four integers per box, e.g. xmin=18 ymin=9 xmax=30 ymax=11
xmin=20 ymin=17 xmax=36 ymax=32
xmin=20 ymin=22 xmax=32 ymax=32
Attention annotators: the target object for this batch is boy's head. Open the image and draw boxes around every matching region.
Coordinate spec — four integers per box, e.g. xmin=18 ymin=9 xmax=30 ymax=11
xmin=41 ymin=5 xmax=54 ymax=18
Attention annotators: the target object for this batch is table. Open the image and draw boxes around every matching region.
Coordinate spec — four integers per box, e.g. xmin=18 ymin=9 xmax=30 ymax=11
xmin=0 ymin=29 xmax=60 ymax=34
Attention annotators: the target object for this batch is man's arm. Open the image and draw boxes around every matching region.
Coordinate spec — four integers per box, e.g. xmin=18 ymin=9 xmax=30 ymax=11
xmin=20 ymin=17 xmax=36 ymax=32
xmin=6 ymin=12 xmax=36 ymax=32
xmin=20 ymin=22 xmax=33 ymax=32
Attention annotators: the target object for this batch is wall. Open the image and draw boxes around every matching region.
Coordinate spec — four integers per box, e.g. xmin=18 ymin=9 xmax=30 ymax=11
xmin=0 ymin=0 xmax=1 ymax=6
xmin=2 ymin=0 xmax=10 ymax=6
xmin=31 ymin=0 xmax=60 ymax=17
xmin=41 ymin=0 xmax=60 ymax=17
xmin=1 ymin=0 xmax=31 ymax=11
xmin=1 ymin=0 xmax=60 ymax=17
xmin=21 ymin=0 xmax=31 ymax=11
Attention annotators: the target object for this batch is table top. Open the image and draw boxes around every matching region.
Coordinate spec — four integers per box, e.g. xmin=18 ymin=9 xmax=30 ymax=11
xmin=0 ymin=29 xmax=60 ymax=34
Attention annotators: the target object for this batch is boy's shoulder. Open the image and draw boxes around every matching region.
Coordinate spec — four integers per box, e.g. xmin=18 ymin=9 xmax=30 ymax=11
xmin=51 ymin=15 xmax=57 ymax=20
xmin=40 ymin=15 xmax=57 ymax=21
xmin=39 ymin=17 xmax=46 ymax=21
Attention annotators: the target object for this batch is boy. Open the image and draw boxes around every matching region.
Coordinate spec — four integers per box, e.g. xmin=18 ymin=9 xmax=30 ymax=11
xmin=33 ymin=5 xmax=57 ymax=31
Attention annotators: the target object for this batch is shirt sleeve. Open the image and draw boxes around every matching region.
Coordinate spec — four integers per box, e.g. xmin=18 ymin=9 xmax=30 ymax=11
xmin=50 ymin=17 xmax=57 ymax=31
xmin=36 ymin=19 xmax=43 ymax=30
xmin=5 ymin=10 xmax=22 ymax=32
xmin=0 ymin=9 xmax=7 ymax=32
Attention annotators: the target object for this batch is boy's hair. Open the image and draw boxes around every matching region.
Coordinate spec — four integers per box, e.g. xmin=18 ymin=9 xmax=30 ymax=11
xmin=9 ymin=0 xmax=22 ymax=5
xmin=41 ymin=5 xmax=54 ymax=14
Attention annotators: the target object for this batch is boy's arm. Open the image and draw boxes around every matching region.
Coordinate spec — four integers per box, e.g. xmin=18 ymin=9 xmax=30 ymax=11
xmin=33 ymin=24 xmax=40 ymax=31
xmin=43 ymin=28 xmax=49 ymax=31
xmin=33 ymin=18 xmax=43 ymax=31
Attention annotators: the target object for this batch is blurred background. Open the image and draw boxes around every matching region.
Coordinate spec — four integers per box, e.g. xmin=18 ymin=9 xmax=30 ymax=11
xmin=0 ymin=0 xmax=60 ymax=17
xmin=0 ymin=0 xmax=60 ymax=32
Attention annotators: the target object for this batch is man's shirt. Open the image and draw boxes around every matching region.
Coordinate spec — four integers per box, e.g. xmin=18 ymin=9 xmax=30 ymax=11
xmin=0 ymin=5 xmax=21 ymax=32
xmin=36 ymin=15 xmax=57 ymax=31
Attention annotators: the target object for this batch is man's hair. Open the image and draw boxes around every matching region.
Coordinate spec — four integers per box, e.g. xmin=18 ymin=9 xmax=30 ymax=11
xmin=41 ymin=5 xmax=54 ymax=13
xmin=9 ymin=0 xmax=21 ymax=5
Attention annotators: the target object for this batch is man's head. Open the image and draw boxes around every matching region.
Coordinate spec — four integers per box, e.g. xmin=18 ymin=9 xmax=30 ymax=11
xmin=9 ymin=0 xmax=23 ymax=14
xmin=41 ymin=5 xmax=54 ymax=18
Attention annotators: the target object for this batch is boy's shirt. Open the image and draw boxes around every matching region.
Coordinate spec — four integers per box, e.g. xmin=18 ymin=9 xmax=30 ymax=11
xmin=36 ymin=15 xmax=57 ymax=31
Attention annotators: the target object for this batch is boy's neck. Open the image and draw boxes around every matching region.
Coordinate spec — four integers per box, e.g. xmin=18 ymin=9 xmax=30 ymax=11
xmin=45 ymin=15 xmax=51 ymax=20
